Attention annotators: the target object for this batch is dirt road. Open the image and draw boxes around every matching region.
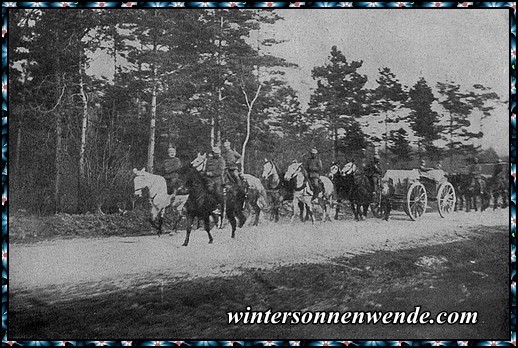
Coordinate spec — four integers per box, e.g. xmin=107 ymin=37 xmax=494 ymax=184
xmin=10 ymin=209 xmax=507 ymax=291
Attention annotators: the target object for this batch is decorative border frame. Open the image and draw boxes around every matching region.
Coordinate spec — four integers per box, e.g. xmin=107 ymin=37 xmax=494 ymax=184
xmin=1 ymin=2 xmax=515 ymax=346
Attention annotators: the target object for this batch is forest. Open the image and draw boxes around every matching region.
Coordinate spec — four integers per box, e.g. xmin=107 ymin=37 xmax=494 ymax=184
xmin=8 ymin=9 xmax=504 ymax=214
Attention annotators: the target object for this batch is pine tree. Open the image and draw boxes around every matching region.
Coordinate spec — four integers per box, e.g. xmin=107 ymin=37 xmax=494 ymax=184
xmin=405 ymin=77 xmax=442 ymax=160
xmin=308 ymin=46 xmax=370 ymax=161
xmin=372 ymin=67 xmax=407 ymax=155
xmin=389 ymin=128 xmax=413 ymax=161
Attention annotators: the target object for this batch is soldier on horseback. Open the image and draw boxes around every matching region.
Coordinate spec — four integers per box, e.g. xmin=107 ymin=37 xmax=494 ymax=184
xmin=470 ymin=157 xmax=484 ymax=192
xmin=203 ymin=146 xmax=225 ymax=215
xmin=222 ymin=140 xmax=244 ymax=186
xmin=304 ymin=148 xmax=324 ymax=204
xmin=365 ymin=154 xmax=383 ymax=197
xmin=163 ymin=146 xmax=182 ymax=195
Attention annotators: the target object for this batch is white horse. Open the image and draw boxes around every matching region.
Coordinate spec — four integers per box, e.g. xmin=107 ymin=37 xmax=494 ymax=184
xmin=283 ymin=161 xmax=334 ymax=224
xmin=133 ymin=168 xmax=187 ymax=236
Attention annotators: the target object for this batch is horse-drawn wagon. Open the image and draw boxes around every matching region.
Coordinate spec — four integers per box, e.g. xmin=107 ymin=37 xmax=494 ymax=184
xmin=380 ymin=169 xmax=456 ymax=221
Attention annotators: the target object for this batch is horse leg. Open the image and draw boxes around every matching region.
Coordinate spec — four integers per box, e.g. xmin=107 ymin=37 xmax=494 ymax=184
xmin=318 ymin=199 xmax=326 ymax=223
xmin=227 ymin=210 xmax=237 ymax=239
xmin=290 ymin=198 xmax=299 ymax=224
xmin=363 ymin=204 xmax=369 ymax=220
xmin=353 ymin=203 xmax=360 ymax=221
xmin=334 ymin=205 xmax=340 ymax=220
xmin=306 ymin=201 xmax=315 ymax=224
xmin=171 ymin=213 xmax=182 ymax=235
xmin=182 ymin=215 xmax=194 ymax=246
xmin=157 ymin=212 xmax=164 ymax=237
xmin=252 ymin=202 xmax=260 ymax=226
xmin=298 ymin=201 xmax=305 ymax=222
xmin=204 ymin=216 xmax=213 ymax=244
xmin=383 ymin=199 xmax=391 ymax=221
xmin=237 ymin=207 xmax=247 ymax=228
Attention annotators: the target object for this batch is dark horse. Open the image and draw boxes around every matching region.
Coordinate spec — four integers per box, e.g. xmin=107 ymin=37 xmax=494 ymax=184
xmin=329 ymin=163 xmax=354 ymax=220
xmin=331 ymin=163 xmax=373 ymax=221
xmin=346 ymin=171 xmax=374 ymax=221
xmin=455 ymin=174 xmax=490 ymax=212
xmin=179 ymin=153 xmax=246 ymax=246
xmin=448 ymin=173 xmax=469 ymax=212
xmin=330 ymin=163 xmax=393 ymax=221
xmin=489 ymin=172 xmax=508 ymax=210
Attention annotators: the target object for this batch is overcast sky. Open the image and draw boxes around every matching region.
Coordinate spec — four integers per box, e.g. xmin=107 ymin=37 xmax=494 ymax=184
xmin=261 ymin=9 xmax=509 ymax=155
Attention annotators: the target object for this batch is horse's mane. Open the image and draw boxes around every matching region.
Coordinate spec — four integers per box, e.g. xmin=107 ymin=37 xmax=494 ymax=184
xmin=181 ymin=164 xmax=208 ymax=191
xmin=299 ymin=164 xmax=309 ymax=179
xmin=271 ymin=159 xmax=283 ymax=177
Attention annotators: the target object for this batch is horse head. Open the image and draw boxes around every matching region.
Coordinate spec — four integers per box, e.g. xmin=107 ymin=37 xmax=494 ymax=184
xmin=133 ymin=167 xmax=148 ymax=197
xmin=342 ymin=162 xmax=357 ymax=176
xmin=284 ymin=161 xmax=304 ymax=182
xmin=262 ymin=158 xmax=275 ymax=180
xmin=329 ymin=163 xmax=341 ymax=179
xmin=191 ymin=152 xmax=207 ymax=172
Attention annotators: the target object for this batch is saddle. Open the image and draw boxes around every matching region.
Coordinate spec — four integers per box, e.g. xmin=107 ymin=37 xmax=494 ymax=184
xmin=307 ymin=175 xmax=323 ymax=194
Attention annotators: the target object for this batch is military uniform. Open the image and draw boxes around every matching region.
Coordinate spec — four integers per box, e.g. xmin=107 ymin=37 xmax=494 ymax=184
xmin=366 ymin=158 xmax=383 ymax=193
xmin=163 ymin=152 xmax=182 ymax=195
xmin=222 ymin=146 xmax=242 ymax=185
xmin=204 ymin=149 xmax=225 ymax=211
xmin=305 ymin=151 xmax=323 ymax=200
xmin=469 ymin=160 xmax=484 ymax=189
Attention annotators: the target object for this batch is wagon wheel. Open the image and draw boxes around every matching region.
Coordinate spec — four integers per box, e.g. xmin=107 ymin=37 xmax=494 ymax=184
xmin=437 ymin=182 xmax=456 ymax=218
xmin=406 ymin=182 xmax=427 ymax=221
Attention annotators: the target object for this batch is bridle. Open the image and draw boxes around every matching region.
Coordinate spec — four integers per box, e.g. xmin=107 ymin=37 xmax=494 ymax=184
xmin=191 ymin=156 xmax=207 ymax=172
xmin=134 ymin=174 xmax=145 ymax=195
xmin=329 ymin=164 xmax=340 ymax=179
xmin=262 ymin=161 xmax=274 ymax=179
xmin=286 ymin=163 xmax=307 ymax=192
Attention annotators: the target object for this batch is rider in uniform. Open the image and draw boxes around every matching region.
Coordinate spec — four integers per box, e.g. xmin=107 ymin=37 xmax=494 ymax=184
xmin=163 ymin=146 xmax=182 ymax=195
xmin=222 ymin=140 xmax=244 ymax=186
xmin=204 ymin=146 xmax=225 ymax=214
xmin=304 ymin=148 xmax=323 ymax=203
xmin=469 ymin=157 xmax=484 ymax=190
xmin=366 ymin=155 xmax=383 ymax=196
xmin=419 ymin=159 xmax=433 ymax=172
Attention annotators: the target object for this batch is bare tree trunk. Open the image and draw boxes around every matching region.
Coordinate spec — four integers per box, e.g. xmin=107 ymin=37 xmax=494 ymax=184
xmin=78 ymin=62 xmax=88 ymax=179
xmin=78 ymin=60 xmax=89 ymax=213
xmin=333 ymin=126 xmax=338 ymax=163
xmin=147 ymin=66 xmax=157 ymax=172
xmin=136 ymin=48 xmax=143 ymax=120
xmin=241 ymin=84 xmax=262 ymax=173
xmin=210 ymin=114 xmax=215 ymax=148
xmin=55 ymin=111 xmax=63 ymax=213
xmin=147 ymin=18 xmax=159 ymax=173
xmin=54 ymin=48 xmax=63 ymax=213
